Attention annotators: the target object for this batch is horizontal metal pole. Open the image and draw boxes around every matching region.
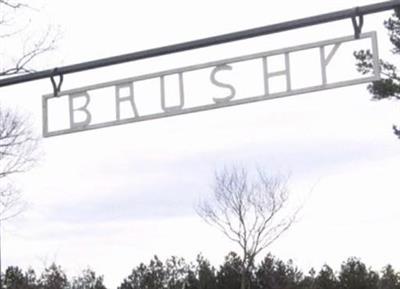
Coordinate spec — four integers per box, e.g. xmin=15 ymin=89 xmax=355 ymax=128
xmin=1 ymin=0 xmax=399 ymax=89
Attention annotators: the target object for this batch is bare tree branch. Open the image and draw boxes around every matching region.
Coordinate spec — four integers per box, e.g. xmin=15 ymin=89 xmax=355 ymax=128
xmin=0 ymin=25 xmax=58 ymax=77
xmin=0 ymin=1 xmax=59 ymax=77
xmin=0 ymin=0 xmax=26 ymax=9
xmin=196 ymin=165 xmax=300 ymax=289
xmin=0 ymin=108 xmax=39 ymax=221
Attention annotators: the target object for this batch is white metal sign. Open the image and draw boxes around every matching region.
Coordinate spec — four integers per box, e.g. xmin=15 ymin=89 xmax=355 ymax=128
xmin=42 ymin=32 xmax=380 ymax=137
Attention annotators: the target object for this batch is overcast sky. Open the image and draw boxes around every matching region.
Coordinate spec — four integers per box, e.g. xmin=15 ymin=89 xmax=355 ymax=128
xmin=1 ymin=0 xmax=400 ymax=288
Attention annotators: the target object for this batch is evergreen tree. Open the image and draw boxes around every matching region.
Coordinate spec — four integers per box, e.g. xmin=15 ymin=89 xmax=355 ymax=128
xmin=38 ymin=263 xmax=69 ymax=289
xmin=314 ymin=265 xmax=338 ymax=289
xmin=338 ymin=258 xmax=379 ymax=289
xmin=297 ymin=268 xmax=316 ymax=289
xmin=71 ymin=268 xmax=107 ymax=289
xmin=3 ymin=266 xmax=25 ymax=289
xmin=24 ymin=269 xmax=38 ymax=289
xmin=188 ymin=254 xmax=217 ymax=289
xmin=355 ymin=8 xmax=400 ymax=138
xmin=3 ymin=266 xmax=37 ymax=289
xmin=118 ymin=258 xmax=163 ymax=289
xmin=379 ymin=265 xmax=400 ymax=289
xmin=164 ymin=256 xmax=191 ymax=289
xmin=217 ymin=252 xmax=242 ymax=289
xmin=255 ymin=254 xmax=302 ymax=289
xmin=118 ymin=256 xmax=192 ymax=289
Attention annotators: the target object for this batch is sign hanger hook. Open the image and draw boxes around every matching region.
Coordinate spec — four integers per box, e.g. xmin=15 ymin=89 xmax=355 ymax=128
xmin=352 ymin=7 xmax=364 ymax=39
xmin=50 ymin=68 xmax=64 ymax=97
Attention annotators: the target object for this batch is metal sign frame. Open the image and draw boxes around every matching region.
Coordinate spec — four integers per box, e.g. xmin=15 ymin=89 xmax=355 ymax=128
xmin=42 ymin=32 xmax=380 ymax=137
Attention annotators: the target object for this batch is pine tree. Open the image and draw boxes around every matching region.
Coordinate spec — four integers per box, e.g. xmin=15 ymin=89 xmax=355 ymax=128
xmin=355 ymin=8 xmax=400 ymax=138
xmin=338 ymin=258 xmax=379 ymax=289
xmin=38 ymin=264 xmax=69 ymax=289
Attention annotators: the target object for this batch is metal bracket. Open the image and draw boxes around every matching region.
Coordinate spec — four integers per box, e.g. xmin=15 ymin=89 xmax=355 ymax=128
xmin=50 ymin=68 xmax=64 ymax=97
xmin=393 ymin=125 xmax=400 ymax=138
xmin=352 ymin=7 xmax=364 ymax=39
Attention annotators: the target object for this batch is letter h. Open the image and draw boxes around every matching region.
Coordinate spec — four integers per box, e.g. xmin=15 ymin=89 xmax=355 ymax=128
xmin=263 ymin=53 xmax=291 ymax=95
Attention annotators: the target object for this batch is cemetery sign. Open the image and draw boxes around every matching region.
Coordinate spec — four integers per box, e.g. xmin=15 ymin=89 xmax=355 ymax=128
xmin=42 ymin=32 xmax=380 ymax=137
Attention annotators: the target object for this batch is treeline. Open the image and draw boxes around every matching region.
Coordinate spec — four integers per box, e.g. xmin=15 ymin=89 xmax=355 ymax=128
xmin=2 ymin=252 xmax=400 ymax=289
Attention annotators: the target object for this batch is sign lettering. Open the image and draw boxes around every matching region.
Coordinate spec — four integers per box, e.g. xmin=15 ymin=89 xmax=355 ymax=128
xmin=42 ymin=32 xmax=380 ymax=137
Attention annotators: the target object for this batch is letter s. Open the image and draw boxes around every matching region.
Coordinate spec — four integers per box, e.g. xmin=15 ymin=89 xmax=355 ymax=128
xmin=210 ymin=64 xmax=236 ymax=104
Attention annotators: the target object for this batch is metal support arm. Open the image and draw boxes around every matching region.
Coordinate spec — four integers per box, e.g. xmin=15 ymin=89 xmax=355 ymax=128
xmin=0 ymin=0 xmax=399 ymax=89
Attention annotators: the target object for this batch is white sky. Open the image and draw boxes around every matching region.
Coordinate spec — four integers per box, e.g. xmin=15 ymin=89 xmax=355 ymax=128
xmin=1 ymin=0 xmax=400 ymax=288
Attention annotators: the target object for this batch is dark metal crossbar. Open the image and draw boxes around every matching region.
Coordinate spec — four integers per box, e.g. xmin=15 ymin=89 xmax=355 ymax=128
xmin=1 ymin=0 xmax=399 ymax=89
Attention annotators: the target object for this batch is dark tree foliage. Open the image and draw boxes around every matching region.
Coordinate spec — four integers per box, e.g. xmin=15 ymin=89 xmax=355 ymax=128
xmin=3 ymin=254 xmax=400 ymax=289
xmin=117 ymin=254 xmax=400 ymax=289
xmin=71 ymin=268 xmax=107 ymax=289
xmin=118 ymin=257 xmax=165 ymax=289
xmin=380 ymin=265 xmax=400 ymax=289
xmin=296 ymin=269 xmax=316 ymax=289
xmin=2 ymin=266 xmax=37 ymax=289
xmin=3 ymin=266 xmax=27 ymax=289
xmin=118 ymin=256 xmax=193 ymax=289
xmin=314 ymin=265 xmax=339 ymax=289
xmin=190 ymin=254 xmax=218 ymax=289
xmin=38 ymin=264 xmax=69 ymax=289
xmin=338 ymin=258 xmax=379 ymax=289
xmin=255 ymin=254 xmax=302 ymax=289
xmin=355 ymin=8 xmax=400 ymax=138
xmin=216 ymin=252 xmax=242 ymax=289
xmin=1 ymin=265 xmax=108 ymax=289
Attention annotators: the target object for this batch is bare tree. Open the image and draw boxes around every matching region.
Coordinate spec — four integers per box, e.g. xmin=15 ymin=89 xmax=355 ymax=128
xmin=197 ymin=166 xmax=299 ymax=289
xmin=0 ymin=0 xmax=55 ymax=220
xmin=0 ymin=1 xmax=54 ymax=284
xmin=0 ymin=107 xmax=39 ymax=287
xmin=0 ymin=0 xmax=58 ymax=76
xmin=0 ymin=108 xmax=38 ymax=221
